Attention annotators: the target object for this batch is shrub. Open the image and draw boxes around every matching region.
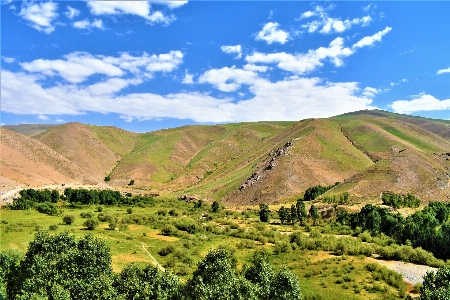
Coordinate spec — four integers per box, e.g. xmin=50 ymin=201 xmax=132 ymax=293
xmin=158 ymin=245 xmax=175 ymax=256
xmin=161 ymin=224 xmax=178 ymax=236
xmin=126 ymin=208 xmax=133 ymax=214
xmin=83 ymin=218 xmax=99 ymax=230
xmin=80 ymin=212 xmax=93 ymax=218
xmin=49 ymin=224 xmax=58 ymax=231
xmin=62 ymin=215 xmax=75 ymax=225
xmin=96 ymin=205 xmax=103 ymax=212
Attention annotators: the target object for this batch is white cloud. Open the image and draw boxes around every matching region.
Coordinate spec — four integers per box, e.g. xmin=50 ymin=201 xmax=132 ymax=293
xmin=153 ymin=1 xmax=188 ymax=9
xmin=1 ymin=70 xmax=377 ymax=123
xmin=198 ymin=66 xmax=259 ymax=92
xmin=390 ymin=94 xmax=450 ymax=114
xmin=19 ymin=1 xmax=58 ymax=34
xmin=246 ymin=37 xmax=353 ymax=74
xmin=87 ymin=1 xmax=175 ymax=25
xmin=21 ymin=52 xmax=124 ymax=83
xmin=362 ymin=87 xmax=381 ymax=98
xmin=299 ymin=10 xmax=316 ymax=19
xmin=37 ymin=114 xmax=49 ymax=120
xmin=255 ymin=22 xmax=289 ymax=45
xmin=65 ymin=6 xmax=80 ymax=19
xmin=2 ymin=56 xmax=15 ymax=63
xmin=20 ymin=51 xmax=183 ymax=84
xmin=352 ymin=26 xmax=392 ymax=49
xmin=437 ymin=67 xmax=450 ymax=75
xmin=73 ymin=19 xmax=104 ymax=30
xmin=182 ymin=71 xmax=194 ymax=84
xmin=243 ymin=64 xmax=268 ymax=72
xmin=221 ymin=45 xmax=242 ymax=59
xmin=300 ymin=5 xmax=372 ymax=34
xmin=363 ymin=3 xmax=377 ymax=12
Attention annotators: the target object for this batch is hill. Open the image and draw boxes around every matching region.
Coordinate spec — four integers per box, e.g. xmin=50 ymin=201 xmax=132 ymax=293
xmin=0 ymin=128 xmax=97 ymax=189
xmin=2 ymin=124 xmax=59 ymax=136
xmin=1 ymin=110 xmax=449 ymax=204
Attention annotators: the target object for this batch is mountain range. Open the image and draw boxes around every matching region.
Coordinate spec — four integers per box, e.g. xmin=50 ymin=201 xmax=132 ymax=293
xmin=2 ymin=110 xmax=450 ymax=205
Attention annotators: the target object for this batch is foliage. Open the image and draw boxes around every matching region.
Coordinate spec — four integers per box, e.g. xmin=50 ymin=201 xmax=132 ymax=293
xmin=114 ymin=263 xmax=180 ymax=300
xmin=212 ymin=201 xmax=220 ymax=213
xmin=259 ymin=204 xmax=270 ymax=223
xmin=309 ymin=205 xmax=319 ymax=226
xmin=303 ymin=183 xmax=340 ymax=201
xmin=128 ymin=180 xmax=135 ymax=186
xmin=382 ymin=192 xmax=420 ymax=209
xmin=420 ymin=266 xmax=450 ymax=300
xmin=4 ymin=231 xmax=116 ymax=299
xmin=84 ymin=218 xmax=100 ymax=230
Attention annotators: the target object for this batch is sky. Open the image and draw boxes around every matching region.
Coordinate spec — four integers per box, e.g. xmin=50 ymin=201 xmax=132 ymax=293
xmin=1 ymin=1 xmax=449 ymax=132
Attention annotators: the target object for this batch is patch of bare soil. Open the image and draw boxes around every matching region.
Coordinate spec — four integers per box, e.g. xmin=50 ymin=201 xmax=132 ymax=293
xmin=367 ymin=257 xmax=437 ymax=285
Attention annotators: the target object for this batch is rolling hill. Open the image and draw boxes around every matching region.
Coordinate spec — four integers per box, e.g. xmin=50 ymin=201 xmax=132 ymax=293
xmin=1 ymin=110 xmax=449 ymax=204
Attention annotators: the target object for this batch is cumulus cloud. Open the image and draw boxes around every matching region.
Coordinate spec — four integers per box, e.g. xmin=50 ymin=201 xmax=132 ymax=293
xmin=65 ymin=6 xmax=80 ymax=19
xmin=182 ymin=71 xmax=194 ymax=84
xmin=221 ymin=45 xmax=242 ymax=59
xmin=19 ymin=1 xmax=58 ymax=33
xmin=20 ymin=51 xmax=183 ymax=84
xmin=390 ymin=94 xmax=450 ymax=114
xmin=299 ymin=6 xmax=372 ymax=34
xmin=87 ymin=1 xmax=175 ymax=25
xmin=198 ymin=66 xmax=259 ymax=92
xmin=437 ymin=67 xmax=450 ymax=75
xmin=352 ymin=26 xmax=392 ymax=49
xmin=37 ymin=114 xmax=49 ymax=120
xmin=246 ymin=37 xmax=353 ymax=74
xmin=255 ymin=22 xmax=289 ymax=44
xmin=73 ymin=19 xmax=104 ymax=30
xmin=1 ymin=69 xmax=377 ymax=123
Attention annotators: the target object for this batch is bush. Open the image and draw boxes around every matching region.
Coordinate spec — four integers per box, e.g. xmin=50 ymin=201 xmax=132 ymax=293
xmin=126 ymin=208 xmax=133 ymax=214
xmin=80 ymin=212 xmax=93 ymax=218
xmin=158 ymin=245 xmax=175 ymax=256
xmin=96 ymin=205 xmax=103 ymax=212
xmin=62 ymin=215 xmax=75 ymax=225
xmin=49 ymin=224 xmax=58 ymax=231
xmin=161 ymin=224 xmax=178 ymax=236
xmin=83 ymin=218 xmax=99 ymax=230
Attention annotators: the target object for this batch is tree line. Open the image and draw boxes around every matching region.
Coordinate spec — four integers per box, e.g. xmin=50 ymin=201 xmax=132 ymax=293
xmin=338 ymin=202 xmax=450 ymax=260
xmin=10 ymin=188 xmax=155 ymax=213
xmin=0 ymin=231 xmax=302 ymax=300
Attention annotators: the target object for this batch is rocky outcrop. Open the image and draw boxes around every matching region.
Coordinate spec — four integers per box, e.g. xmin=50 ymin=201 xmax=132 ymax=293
xmin=239 ymin=141 xmax=293 ymax=191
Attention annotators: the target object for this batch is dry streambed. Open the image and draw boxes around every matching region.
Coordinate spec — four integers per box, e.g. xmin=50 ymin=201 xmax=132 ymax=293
xmin=368 ymin=257 xmax=437 ymax=285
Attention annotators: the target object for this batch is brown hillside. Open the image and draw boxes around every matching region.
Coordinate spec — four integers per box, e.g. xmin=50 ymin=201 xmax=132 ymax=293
xmin=0 ymin=128 xmax=97 ymax=188
xmin=35 ymin=123 xmax=137 ymax=182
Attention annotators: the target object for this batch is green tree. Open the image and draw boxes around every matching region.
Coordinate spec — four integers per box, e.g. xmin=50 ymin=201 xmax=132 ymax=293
xmin=243 ymin=251 xmax=274 ymax=300
xmin=5 ymin=231 xmax=116 ymax=299
xmin=62 ymin=215 xmax=75 ymax=225
xmin=366 ymin=210 xmax=382 ymax=234
xmin=278 ymin=206 xmax=289 ymax=225
xmin=259 ymin=204 xmax=270 ymax=223
xmin=212 ymin=201 xmax=220 ymax=213
xmin=420 ymin=266 xmax=450 ymax=300
xmin=309 ymin=205 xmax=319 ymax=226
xmin=269 ymin=267 xmax=302 ymax=300
xmin=290 ymin=205 xmax=297 ymax=225
xmin=184 ymin=248 xmax=256 ymax=300
xmin=114 ymin=264 xmax=180 ymax=300
xmin=296 ymin=200 xmax=307 ymax=226
xmin=84 ymin=218 xmax=99 ymax=230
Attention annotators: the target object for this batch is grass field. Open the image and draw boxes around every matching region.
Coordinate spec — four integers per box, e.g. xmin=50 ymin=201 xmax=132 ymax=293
xmin=0 ymin=195 xmax=422 ymax=300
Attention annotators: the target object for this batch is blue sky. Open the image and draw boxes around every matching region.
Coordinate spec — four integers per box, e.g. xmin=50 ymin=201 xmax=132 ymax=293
xmin=1 ymin=1 xmax=449 ymax=132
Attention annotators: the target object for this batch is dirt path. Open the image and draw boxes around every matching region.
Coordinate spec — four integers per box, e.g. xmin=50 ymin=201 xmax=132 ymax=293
xmin=140 ymin=242 xmax=165 ymax=272
xmin=367 ymin=257 xmax=437 ymax=285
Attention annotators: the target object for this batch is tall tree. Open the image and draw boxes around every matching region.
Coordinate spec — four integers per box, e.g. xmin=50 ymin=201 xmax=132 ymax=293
xmin=296 ymin=200 xmax=307 ymax=226
xmin=259 ymin=204 xmax=270 ymax=223
xmin=420 ymin=266 xmax=450 ymax=300
xmin=309 ymin=205 xmax=319 ymax=226
xmin=6 ymin=231 xmax=116 ymax=299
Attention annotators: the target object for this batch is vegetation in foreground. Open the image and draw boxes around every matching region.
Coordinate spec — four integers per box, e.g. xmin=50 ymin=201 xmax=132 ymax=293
xmin=1 ymin=188 xmax=450 ymax=299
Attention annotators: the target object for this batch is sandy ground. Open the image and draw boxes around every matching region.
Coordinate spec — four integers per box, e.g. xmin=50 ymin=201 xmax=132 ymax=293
xmin=367 ymin=257 xmax=437 ymax=285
